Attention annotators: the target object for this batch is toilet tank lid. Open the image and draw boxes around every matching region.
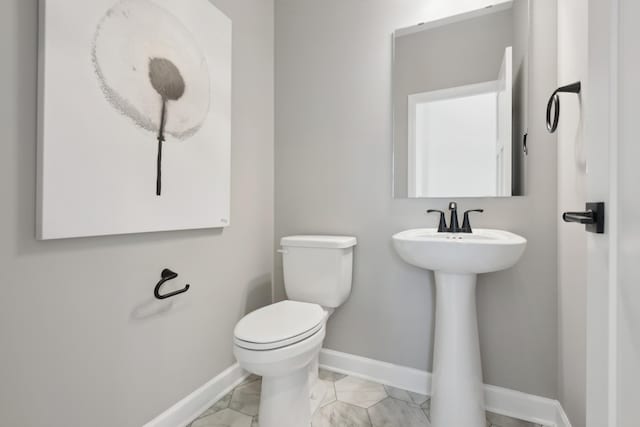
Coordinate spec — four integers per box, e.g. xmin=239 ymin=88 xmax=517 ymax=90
xmin=281 ymin=235 xmax=357 ymax=249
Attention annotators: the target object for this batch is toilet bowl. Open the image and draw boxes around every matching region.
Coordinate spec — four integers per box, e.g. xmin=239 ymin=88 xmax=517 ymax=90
xmin=233 ymin=235 xmax=356 ymax=427
xmin=233 ymin=301 xmax=326 ymax=427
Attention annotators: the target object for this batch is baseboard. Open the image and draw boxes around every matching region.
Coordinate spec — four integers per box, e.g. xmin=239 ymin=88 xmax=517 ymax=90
xmin=319 ymin=347 xmax=432 ymax=396
xmin=143 ymin=363 xmax=249 ymax=427
xmin=483 ymin=383 xmax=571 ymax=427
xmin=142 ymin=350 xmax=572 ymax=427
xmin=319 ymin=348 xmax=572 ymax=427
xmin=553 ymin=401 xmax=573 ymax=427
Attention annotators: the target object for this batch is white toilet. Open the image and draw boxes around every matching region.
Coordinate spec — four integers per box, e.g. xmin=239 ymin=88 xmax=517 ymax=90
xmin=233 ymin=235 xmax=356 ymax=427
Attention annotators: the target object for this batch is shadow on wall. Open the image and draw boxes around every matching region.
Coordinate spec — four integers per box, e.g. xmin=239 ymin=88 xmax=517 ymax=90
xmin=131 ymin=298 xmax=175 ymax=321
xmin=244 ymin=273 xmax=273 ymax=314
xmin=131 ymin=275 xmax=194 ymax=321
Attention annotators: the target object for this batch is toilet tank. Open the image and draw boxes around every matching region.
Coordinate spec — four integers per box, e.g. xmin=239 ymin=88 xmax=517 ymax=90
xmin=280 ymin=235 xmax=357 ymax=308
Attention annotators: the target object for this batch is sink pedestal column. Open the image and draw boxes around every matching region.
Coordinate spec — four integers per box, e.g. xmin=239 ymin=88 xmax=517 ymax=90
xmin=430 ymin=271 xmax=485 ymax=427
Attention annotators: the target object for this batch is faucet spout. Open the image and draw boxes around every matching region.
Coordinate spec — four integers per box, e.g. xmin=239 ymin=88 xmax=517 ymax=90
xmin=448 ymin=202 xmax=460 ymax=233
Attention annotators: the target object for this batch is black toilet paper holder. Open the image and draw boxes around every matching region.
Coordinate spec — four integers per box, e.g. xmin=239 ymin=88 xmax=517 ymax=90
xmin=154 ymin=268 xmax=190 ymax=300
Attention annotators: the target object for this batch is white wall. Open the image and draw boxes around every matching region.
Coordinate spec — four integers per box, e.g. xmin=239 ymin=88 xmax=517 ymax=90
xmin=557 ymin=1 xmax=587 ymax=425
xmin=0 ymin=1 xmax=274 ymax=426
xmin=275 ymin=0 xmax=559 ymax=398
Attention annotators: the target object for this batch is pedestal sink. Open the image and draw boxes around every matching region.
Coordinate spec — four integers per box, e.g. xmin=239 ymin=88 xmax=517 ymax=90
xmin=392 ymin=228 xmax=526 ymax=427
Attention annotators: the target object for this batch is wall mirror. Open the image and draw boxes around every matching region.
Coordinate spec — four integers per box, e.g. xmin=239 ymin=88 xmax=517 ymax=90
xmin=393 ymin=0 xmax=530 ymax=198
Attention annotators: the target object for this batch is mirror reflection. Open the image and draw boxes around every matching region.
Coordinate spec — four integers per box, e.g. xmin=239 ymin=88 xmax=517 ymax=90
xmin=393 ymin=1 xmax=529 ymax=198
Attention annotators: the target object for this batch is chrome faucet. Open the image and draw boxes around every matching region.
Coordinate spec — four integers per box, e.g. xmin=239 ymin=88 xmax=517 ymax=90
xmin=427 ymin=202 xmax=484 ymax=233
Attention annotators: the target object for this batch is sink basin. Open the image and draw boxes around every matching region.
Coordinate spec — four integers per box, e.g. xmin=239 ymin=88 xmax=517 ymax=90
xmin=392 ymin=228 xmax=526 ymax=274
xmin=392 ymin=227 xmax=526 ymax=427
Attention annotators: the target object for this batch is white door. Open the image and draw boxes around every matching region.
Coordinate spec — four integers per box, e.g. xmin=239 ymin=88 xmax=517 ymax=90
xmin=585 ymin=0 xmax=640 ymax=426
xmin=611 ymin=0 xmax=640 ymax=425
xmin=496 ymin=46 xmax=512 ymax=196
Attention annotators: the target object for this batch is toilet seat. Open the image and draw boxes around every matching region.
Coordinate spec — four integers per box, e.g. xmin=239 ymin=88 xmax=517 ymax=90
xmin=234 ymin=300 xmax=326 ymax=351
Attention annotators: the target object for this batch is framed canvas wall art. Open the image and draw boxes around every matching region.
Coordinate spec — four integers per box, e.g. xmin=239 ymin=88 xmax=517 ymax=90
xmin=37 ymin=0 xmax=231 ymax=239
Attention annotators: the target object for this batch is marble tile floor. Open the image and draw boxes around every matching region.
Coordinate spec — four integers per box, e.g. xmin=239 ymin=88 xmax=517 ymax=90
xmin=189 ymin=369 xmax=547 ymax=427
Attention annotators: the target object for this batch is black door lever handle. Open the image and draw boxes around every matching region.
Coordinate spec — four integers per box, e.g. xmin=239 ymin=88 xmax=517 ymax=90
xmin=562 ymin=211 xmax=595 ymax=224
xmin=562 ymin=202 xmax=605 ymax=234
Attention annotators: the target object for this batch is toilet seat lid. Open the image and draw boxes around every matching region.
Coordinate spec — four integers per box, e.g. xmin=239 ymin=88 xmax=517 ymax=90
xmin=234 ymin=301 xmax=325 ymax=350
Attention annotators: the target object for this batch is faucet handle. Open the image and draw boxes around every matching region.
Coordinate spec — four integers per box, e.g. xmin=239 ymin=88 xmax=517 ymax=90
xmin=448 ymin=201 xmax=457 ymax=211
xmin=461 ymin=209 xmax=484 ymax=233
xmin=427 ymin=210 xmax=447 ymax=233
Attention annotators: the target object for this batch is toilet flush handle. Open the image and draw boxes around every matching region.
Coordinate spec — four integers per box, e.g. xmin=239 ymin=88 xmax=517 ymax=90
xmin=277 ymin=248 xmax=288 ymax=254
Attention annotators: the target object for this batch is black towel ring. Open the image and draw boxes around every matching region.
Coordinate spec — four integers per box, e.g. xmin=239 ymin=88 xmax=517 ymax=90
xmin=546 ymin=81 xmax=581 ymax=133
xmin=154 ymin=268 xmax=190 ymax=300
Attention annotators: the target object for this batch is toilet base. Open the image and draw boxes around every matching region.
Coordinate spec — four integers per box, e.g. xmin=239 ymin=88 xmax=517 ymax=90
xmin=308 ymin=353 xmax=320 ymax=387
xmin=260 ymin=367 xmax=311 ymax=427
xmin=233 ymin=310 xmax=330 ymax=427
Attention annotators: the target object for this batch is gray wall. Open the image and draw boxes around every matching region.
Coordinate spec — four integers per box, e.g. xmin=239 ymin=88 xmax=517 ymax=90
xmin=557 ymin=1 xmax=587 ymax=425
xmin=275 ymin=0 xmax=558 ymax=398
xmin=0 ymin=0 xmax=273 ymax=426
xmin=393 ymin=9 xmax=514 ymax=197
